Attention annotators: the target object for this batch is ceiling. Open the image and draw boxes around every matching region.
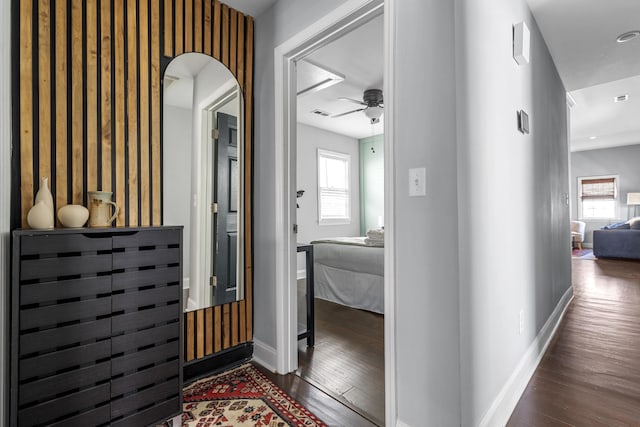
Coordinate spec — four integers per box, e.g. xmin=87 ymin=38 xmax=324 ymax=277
xmin=296 ymin=14 xmax=384 ymax=140
xmin=526 ymin=0 xmax=640 ymax=152
xmin=221 ymin=0 xmax=277 ymax=18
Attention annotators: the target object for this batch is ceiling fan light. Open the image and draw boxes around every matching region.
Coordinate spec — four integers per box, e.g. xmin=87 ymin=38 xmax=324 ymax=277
xmin=364 ymin=105 xmax=383 ymax=121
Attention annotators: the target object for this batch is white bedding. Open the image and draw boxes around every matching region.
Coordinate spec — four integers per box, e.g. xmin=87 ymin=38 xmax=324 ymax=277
xmin=311 ymin=237 xmax=384 ymax=314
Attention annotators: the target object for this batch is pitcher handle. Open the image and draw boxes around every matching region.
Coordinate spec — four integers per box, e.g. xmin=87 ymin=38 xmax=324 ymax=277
xmin=107 ymin=201 xmax=119 ymax=225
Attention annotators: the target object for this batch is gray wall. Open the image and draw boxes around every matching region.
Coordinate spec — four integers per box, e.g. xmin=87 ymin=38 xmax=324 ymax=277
xmin=0 ymin=0 xmax=10 ymax=420
xmin=570 ymin=144 xmax=640 ymax=245
xmin=456 ymin=0 xmax=571 ymax=425
xmin=296 ymin=123 xmax=361 ymax=244
xmin=394 ymin=1 xmax=461 ymax=424
xmin=253 ymin=0 xmax=348 ymax=361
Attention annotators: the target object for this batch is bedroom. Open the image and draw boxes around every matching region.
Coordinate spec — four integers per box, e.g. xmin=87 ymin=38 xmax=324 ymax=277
xmin=293 ymin=13 xmax=385 ymax=425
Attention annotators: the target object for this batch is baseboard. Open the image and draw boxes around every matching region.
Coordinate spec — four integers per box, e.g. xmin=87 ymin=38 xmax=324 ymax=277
xmin=396 ymin=420 xmax=411 ymax=427
xmin=183 ymin=343 xmax=253 ymax=384
xmin=583 ymin=243 xmax=593 ymax=249
xmin=297 ymin=269 xmax=306 ymax=280
xmin=252 ymin=339 xmax=278 ymax=373
xmin=478 ymin=286 xmax=574 ymax=427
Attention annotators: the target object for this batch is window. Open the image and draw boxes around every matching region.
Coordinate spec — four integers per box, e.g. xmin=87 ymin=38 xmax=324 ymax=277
xmin=318 ymin=149 xmax=350 ymax=224
xmin=578 ymin=175 xmax=618 ymax=220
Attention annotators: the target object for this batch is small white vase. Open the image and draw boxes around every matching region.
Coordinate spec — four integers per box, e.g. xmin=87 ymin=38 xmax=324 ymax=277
xmin=27 ymin=200 xmax=54 ymax=229
xmin=35 ymin=177 xmax=54 ymax=212
xmin=58 ymin=204 xmax=90 ymax=228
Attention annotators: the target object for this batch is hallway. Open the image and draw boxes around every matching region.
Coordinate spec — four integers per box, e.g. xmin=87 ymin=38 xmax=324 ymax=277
xmin=508 ymin=257 xmax=640 ymax=425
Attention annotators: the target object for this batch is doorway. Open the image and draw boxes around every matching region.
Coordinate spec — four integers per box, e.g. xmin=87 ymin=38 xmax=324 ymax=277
xmin=272 ymin=0 xmax=391 ymax=425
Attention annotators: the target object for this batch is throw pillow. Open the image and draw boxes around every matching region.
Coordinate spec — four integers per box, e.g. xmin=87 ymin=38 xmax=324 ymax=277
xmin=629 ymin=217 xmax=640 ymax=230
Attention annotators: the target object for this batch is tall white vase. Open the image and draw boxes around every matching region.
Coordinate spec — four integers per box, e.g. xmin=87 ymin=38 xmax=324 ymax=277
xmin=29 ymin=176 xmax=54 ymax=229
xmin=35 ymin=176 xmax=54 ymax=211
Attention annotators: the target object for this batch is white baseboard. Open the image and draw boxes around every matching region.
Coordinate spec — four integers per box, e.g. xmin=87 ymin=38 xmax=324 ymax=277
xmin=252 ymin=339 xmax=278 ymax=373
xmin=297 ymin=269 xmax=306 ymax=280
xmin=396 ymin=420 xmax=412 ymax=427
xmin=479 ymin=285 xmax=574 ymax=427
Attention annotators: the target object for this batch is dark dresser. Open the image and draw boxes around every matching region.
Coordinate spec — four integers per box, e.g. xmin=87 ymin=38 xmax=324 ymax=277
xmin=10 ymin=227 xmax=183 ymax=426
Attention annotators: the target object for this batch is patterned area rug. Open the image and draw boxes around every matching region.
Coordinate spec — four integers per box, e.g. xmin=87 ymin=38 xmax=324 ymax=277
xmin=180 ymin=364 xmax=327 ymax=427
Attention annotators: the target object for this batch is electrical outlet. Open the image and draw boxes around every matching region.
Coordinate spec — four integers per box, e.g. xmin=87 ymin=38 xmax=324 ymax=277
xmin=519 ymin=309 xmax=524 ymax=335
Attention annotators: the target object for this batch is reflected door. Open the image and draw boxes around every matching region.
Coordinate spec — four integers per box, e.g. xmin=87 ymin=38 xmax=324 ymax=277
xmin=213 ymin=112 xmax=238 ymax=305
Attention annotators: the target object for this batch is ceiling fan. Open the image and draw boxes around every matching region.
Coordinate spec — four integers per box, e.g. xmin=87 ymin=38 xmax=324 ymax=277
xmin=332 ymin=88 xmax=384 ymax=124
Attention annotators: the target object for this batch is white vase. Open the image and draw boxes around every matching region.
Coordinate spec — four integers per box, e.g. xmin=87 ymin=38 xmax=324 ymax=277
xmin=35 ymin=176 xmax=54 ymax=212
xmin=57 ymin=204 xmax=89 ymax=228
xmin=27 ymin=200 xmax=54 ymax=229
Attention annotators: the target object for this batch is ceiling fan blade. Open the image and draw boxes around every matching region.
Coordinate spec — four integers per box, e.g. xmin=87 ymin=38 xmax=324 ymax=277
xmin=331 ymin=107 xmax=366 ymax=118
xmin=378 ymin=103 xmax=384 ymax=108
xmin=338 ymin=97 xmax=367 ymax=106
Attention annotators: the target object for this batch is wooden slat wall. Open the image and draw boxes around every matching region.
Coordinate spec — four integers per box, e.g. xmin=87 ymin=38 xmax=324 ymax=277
xmin=15 ymin=0 xmax=254 ymax=365
xmin=164 ymin=0 xmax=254 ymax=363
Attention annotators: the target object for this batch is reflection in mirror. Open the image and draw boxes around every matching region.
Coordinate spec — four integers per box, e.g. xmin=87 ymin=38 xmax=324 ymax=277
xmin=163 ymin=53 xmax=245 ymax=312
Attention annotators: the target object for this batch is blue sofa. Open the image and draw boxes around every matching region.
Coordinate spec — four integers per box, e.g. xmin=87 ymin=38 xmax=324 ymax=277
xmin=593 ymin=229 xmax=640 ymax=260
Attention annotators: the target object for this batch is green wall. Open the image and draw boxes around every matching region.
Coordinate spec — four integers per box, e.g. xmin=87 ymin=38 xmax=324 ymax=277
xmin=359 ymin=134 xmax=384 ymax=235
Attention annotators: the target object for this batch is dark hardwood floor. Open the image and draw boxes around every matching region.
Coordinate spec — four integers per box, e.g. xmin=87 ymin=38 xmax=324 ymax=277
xmin=508 ymin=257 xmax=640 ymax=426
xmin=296 ymin=299 xmax=385 ymax=426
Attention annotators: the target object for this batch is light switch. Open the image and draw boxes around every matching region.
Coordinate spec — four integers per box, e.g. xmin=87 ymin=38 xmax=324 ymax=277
xmin=409 ymin=167 xmax=426 ymax=197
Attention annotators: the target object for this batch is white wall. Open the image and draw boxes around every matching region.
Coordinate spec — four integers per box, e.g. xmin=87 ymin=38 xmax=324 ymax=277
xmin=0 ymin=0 xmax=10 ymax=421
xmin=253 ymin=0 xmax=349 ymax=355
xmin=455 ymin=0 xmax=571 ymax=425
xmin=393 ymin=1 xmax=461 ymax=425
xmin=296 ymin=123 xmax=361 ymax=244
xmin=163 ymin=105 xmax=193 ymax=283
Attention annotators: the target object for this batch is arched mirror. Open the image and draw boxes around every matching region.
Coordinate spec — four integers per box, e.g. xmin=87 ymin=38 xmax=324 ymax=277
xmin=163 ymin=53 xmax=245 ymax=311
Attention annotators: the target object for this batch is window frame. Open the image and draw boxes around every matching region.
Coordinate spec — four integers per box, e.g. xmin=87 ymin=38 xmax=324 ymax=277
xmin=577 ymin=174 xmax=619 ymax=221
xmin=317 ymin=148 xmax=351 ymax=225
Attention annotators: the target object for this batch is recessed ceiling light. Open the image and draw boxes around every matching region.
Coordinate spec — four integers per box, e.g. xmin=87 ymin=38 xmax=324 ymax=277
xmin=589 ymin=136 xmax=597 ymax=140
xmin=616 ymin=30 xmax=640 ymax=43
xmin=614 ymin=94 xmax=629 ymax=103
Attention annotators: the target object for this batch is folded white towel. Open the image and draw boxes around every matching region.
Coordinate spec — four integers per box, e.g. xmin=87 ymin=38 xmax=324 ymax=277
xmin=364 ymin=237 xmax=384 ymax=247
xmin=366 ymin=228 xmax=384 ymax=240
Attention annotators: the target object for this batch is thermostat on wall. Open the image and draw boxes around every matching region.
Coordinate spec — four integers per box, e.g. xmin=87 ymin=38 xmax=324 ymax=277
xmin=513 ymin=21 xmax=530 ymax=65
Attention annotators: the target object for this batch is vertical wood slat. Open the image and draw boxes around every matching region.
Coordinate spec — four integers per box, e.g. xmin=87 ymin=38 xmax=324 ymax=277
xmin=205 ymin=307 xmax=213 ymax=355
xmin=175 ymin=0 xmax=183 ymax=55
xmin=163 ymin=0 xmax=173 ymax=57
xmin=151 ymin=0 xmax=161 ymax=225
xmin=194 ymin=0 xmax=202 ymax=52
xmin=212 ymin=0 xmax=220 ymax=60
xmin=203 ymin=0 xmax=211 ymax=56
xmin=19 ymin=0 xmax=33 ymax=228
xmin=114 ymin=0 xmax=125 ymax=225
xmin=54 ymin=0 xmax=67 ymax=217
xmin=222 ymin=304 xmax=230 ymax=349
xmin=186 ymin=311 xmax=195 ymax=361
xmin=100 ymin=0 xmax=111 ymax=192
xmin=236 ymin=12 xmax=244 ymax=89
xmin=139 ymin=0 xmax=150 ymax=226
xmin=38 ymin=0 xmax=51 ymax=193
xmin=86 ymin=0 xmax=98 ymax=197
xmin=231 ymin=303 xmax=238 ymax=346
xmin=221 ymin=4 xmax=229 ymax=67
xmin=184 ymin=0 xmax=192 ymax=52
xmin=229 ymin=9 xmax=236 ymax=75
xmin=71 ymin=0 xmax=83 ymax=205
xmin=196 ymin=309 xmax=204 ymax=359
xmin=127 ymin=0 xmax=139 ymax=226
xmin=214 ymin=306 xmax=221 ymax=353
xmin=239 ymin=300 xmax=246 ymax=342
xmin=244 ymin=16 xmax=254 ymax=341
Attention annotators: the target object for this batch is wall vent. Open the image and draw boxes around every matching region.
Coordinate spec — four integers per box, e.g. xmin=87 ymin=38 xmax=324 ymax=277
xmin=614 ymin=94 xmax=629 ymax=103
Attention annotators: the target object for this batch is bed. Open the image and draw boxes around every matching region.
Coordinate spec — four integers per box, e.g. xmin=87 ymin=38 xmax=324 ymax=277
xmin=310 ymin=237 xmax=384 ymax=314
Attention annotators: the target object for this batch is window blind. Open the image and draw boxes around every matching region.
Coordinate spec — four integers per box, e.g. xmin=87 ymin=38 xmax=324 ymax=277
xmin=581 ymin=177 xmax=616 ymax=200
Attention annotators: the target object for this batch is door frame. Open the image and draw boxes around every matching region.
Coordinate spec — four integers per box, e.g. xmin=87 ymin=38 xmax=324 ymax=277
xmin=273 ymin=0 xmax=397 ymax=425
